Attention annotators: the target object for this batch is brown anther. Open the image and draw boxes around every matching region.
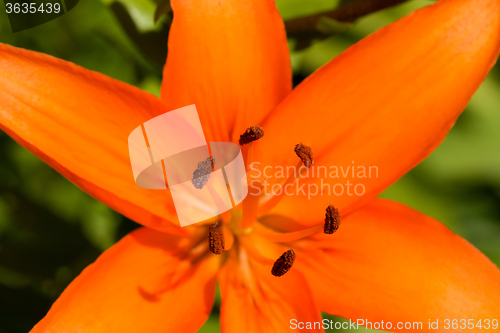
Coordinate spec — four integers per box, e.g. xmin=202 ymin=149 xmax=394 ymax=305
xmin=192 ymin=157 xmax=214 ymax=189
xmin=294 ymin=143 xmax=313 ymax=168
xmin=239 ymin=126 xmax=264 ymax=146
xmin=208 ymin=222 xmax=225 ymax=255
xmin=271 ymin=249 xmax=295 ymax=277
xmin=324 ymin=205 xmax=341 ymax=234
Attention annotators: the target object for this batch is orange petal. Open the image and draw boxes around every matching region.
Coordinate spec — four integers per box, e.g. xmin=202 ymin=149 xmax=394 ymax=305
xmin=161 ymin=0 xmax=291 ymax=143
xmin=0 ymin=43 xmax=184 ymax=233
xmin=217 ymin=249 xmax=323 ymax=332
xmin=295 ymin=199 xmax=500 ymax=328
xmin=31 ymin=228 xmax=219 ymax=332
xmin=255 ymin=0 xmax=500 ymax=225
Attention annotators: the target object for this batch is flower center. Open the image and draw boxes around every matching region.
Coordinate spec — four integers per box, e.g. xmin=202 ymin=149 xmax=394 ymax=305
xmin=203 ymin=126 xmax=341 ymax=277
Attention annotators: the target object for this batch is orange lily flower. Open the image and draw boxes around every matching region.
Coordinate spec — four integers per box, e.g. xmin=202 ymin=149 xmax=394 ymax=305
xmin=1 ymin=0 xmax=500 ymax=331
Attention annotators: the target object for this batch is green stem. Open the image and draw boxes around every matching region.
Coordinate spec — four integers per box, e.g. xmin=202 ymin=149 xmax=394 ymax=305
xmin=285 ymin=0 xmax=410 ymax=35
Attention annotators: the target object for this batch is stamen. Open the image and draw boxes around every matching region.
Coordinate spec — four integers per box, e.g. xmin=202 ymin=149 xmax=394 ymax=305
xmin=257 ymin=159 xmax=305 ymax=216
xmin=239 ymin=170 xmax=265 ymax=230
xmin=208 ymin=222 xmax=225 ymax=254
xmin=271 ymin=249 xmax=295 ymax=277
xmin=192 ymin=157 xmax=214 ymax=189
xmin=324 ymin=205 xmax=341 ymax=234
xmin=239 ymin=126 xmax=264 ymax=146
xmin=294 ymin=143 xmax=313 ymax=168
xmin=255 ymin=221 xmax=322 ymax=243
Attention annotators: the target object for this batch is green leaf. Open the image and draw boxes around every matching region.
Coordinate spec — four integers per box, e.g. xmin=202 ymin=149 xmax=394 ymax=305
xmin=276 ymin=0 xmax=340 ymax=20
xmin=316 ymin=16 xmax=353 ymax=34
xmin=100 ymin=0 xmax=159 ymax=32
xmin=81 ymin=202 xmax=120 ymax=251
xmin=154 ymin=0 xmax=171 ymax=23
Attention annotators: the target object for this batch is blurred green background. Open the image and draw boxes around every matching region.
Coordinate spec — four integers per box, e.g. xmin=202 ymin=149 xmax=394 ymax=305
xmin=1 ymin=0 xmax=499 ymax=332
